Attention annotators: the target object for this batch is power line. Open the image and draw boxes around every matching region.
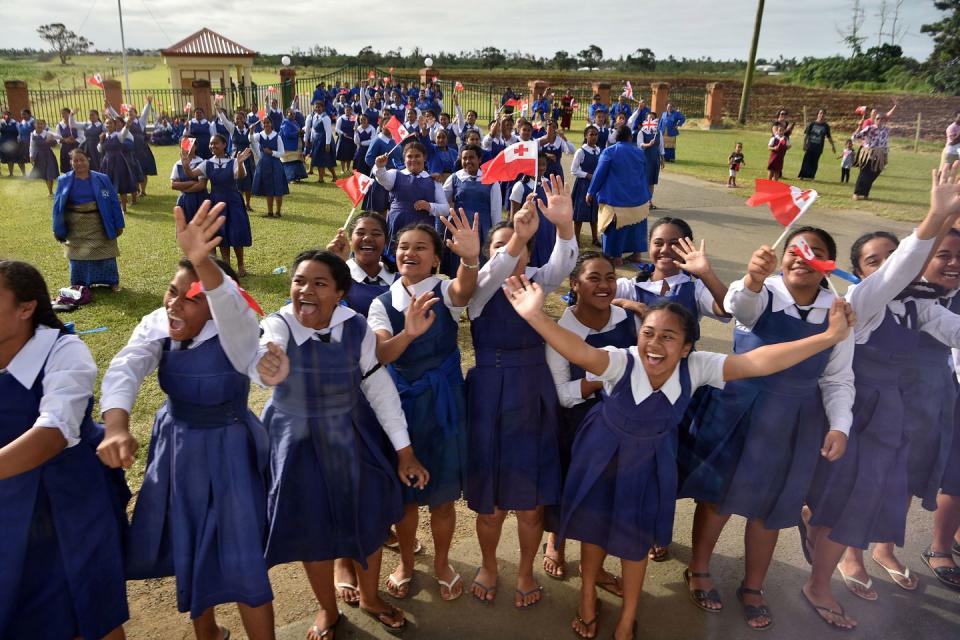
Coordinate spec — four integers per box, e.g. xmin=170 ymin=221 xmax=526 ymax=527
xmin=137 ymin=0 xmax=172 ymax=43
xmin=77 ymin=0 xmax=100 ymax=33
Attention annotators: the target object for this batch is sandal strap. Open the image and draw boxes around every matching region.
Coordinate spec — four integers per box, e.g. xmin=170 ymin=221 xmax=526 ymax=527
xmin=738 ymin=584 xmax=764 ymax=596
xmin=687 ymin=570 xmax=712 ymax=578
xmin=924 ymin=549 xmax=954 ymax=559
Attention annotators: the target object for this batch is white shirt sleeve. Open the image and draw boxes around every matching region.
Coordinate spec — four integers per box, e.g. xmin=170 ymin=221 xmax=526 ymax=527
xmin=916 ymin=301 xmax=960 ymax=349
xmin=489 ymin=183 xmax=502 ymax=224
xmin=596 ymin=347 xmax=630 ymax=384
xmin=570 ymin=149 xmax=587 ymax=178
xmin=367 ymin=298 xmax=392 ymax=335
xmin=687 ymin=351 xmax=728 ymax=390
xmin=442 ymin=174 xmax=455 ymax=205
xmin=372 ymin=165 xmax=397 ymax=190
xmin=531 ymin=236 xmax=580 ymax=294
xmin=724 ymin=278 xmax=770 ymax=328
xmin=546 ymin=342 xmax=586 ymax=408
xmin=216 ymin=110 xmax=235 ymax=135
xmin=818 ymin=333 xmax=855 ymax=435
xmin=358 ymin=325 xmax=411 ymax=450
xmin=467 ymin=248 xmax=522 ymax=318
xmin=249 ymin=313 xmax=290 ymax=386
xmin=429 ymin=181 xmax=449 ymax=217
xmin=100 ymin=312 xmax=165 ymax=415
xmin=204 ymin=275 xmax=261 ymax=374
xmin=33 ymin=336 xmax=98 ymax=447
xmin=627 ymin=109 xmax=642 ymax=129
xmin=615 ymin=277 xmax=638 ymax=301
xmin=481 ymin=134 xmax=494 ymax=151
xmin=275 ymin=135 xmax=286 ymax=155
xmin=509 ymin=181 xmax=526 ymax=204
xmin=140 ymin=102 xmax=152 ymax=125
xmin=559 ymin=137 xmax=575 ymax=153
xmin=695 ymin=279 xmax=730 ymax=321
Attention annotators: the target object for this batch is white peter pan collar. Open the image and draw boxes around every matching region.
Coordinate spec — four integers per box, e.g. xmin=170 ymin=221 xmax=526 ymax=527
xmin=398 ymin=168 xmax=431 ymax=178
xmin=626 ymin=345 xmax=683 ymax=405
xmin=766 ymin=275 xmax=834 ymax=312
xmin=559 ymin=305 xmax=628 ymax=339
xmin=388 ymin=276 xmax=441 ymax=312
xmin=3 ymin=327 xmax=59 ymax=388
xmin=277 ymin=303 xmax=357 ymax=345
xmin=454 ymin=169 xmax=482 ymax=181
xmin=347 ymin=258 xmax=396 ymax=285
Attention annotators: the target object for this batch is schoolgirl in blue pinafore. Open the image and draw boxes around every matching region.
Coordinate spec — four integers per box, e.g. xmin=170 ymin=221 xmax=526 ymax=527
xmin=372 ymin=281 xmax=467 ymax=507
xmin=381 ymin=169 xmax=444 ymax=242
xmin=540 ymin=133 xmax=573 ymax=180
xmin=279 ymin=116 xmax=308 ymax=182
xmin=56 ymin=117 xmax=80 ymax=173
xmin=308 ymin=111 xmax=336 ymax=170
xmin=353 ymin=121 xmax=376 ymax=174
xmin=465 ymin=234 xmax=579 ymax=515
xmin=572 ymin=144 xmax=601 ymax=224
xmin=440 ymin=169 xmax=501 ymax=275
xmin=259 ymin=308 xmax=404 ymax=565
xmin=0 ymin=327 xmax=129 ymax=639
xmin=345 ymin=258 xmax=396 ymax=317
xmin=17 ymin=114 xmax=34 ymax=165
xmin=128 ymin=104 xmax=158 ymax=177
xmin=81 ymin=116 xmax=104 ymax=171
xmin=231 ymin=122 xmax=255 ymax=194
xmin=199 ymin=157 xmax=252 ymax=248
xmin=99 ymin=127 xmax=138 ymax=195
xmin=28 ymin=128 xmax=59 ymax=182
xmin=363 ymin=132 xmax=396 ymax=213
xmin=171 ymin=158 xmax=207 ymax=223
xmin=188 ymin=115 xmax=213 ymax=160
xmin=335 ymin=114 xmax=358 ymax=161
xmin=511 ymin=177 xmax=556 ymax=268
xmin=429 ymin=143 xmax=457 ymax=177
xmin=639 ymin=120 xmax=663 ymax=188
xmin=942 ymin=378 xmax=960 ymax=497
xmin=252 ymin=130 xmax=289 ymax=196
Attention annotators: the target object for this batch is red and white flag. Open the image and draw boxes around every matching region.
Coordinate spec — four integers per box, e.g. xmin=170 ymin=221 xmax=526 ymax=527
xmin=746 ymin=179 xmax=818 ymax=227
xmin=570 ymin=98 xmax=579 ymax=111
xmin=623 ymin=81 xmax=633 ymax=99
xmin=518 ymin=100 xmax=529 ymax=115
xmin=480 ymin=140 xmax=538 ymax=185
xmin=336 ymin=171 xmax=374 ymax=207
xmin=790 ymin=236 xmax=835 ymax=275
xmin=87 ymin=73 xmax=104 ymax=89
xmin=119 ymin=103 xmax=133 ymax=115
xmin=214 ymin=93 xmax=224 ymax=102
xmin=368 ymin=70 xmax=376 ymax=80
xmin=640 ymin=115 xmax=659 ymax=135
xmin=855 ymin=105 xmax=867 ymax=116
xmin=184 ymin=102 xmax=193 ymax=114
xmin=502 ymin=98 xmax=519 ymax=108
xmin=267 ymin=86 xmax=277 ymax=94
xmin=454 ymin=81 xmax=464 ymax=92
xmin=186 ymin=281 xmax=263 ymax=315
xmin=383 ymin=116 xmax=412 ymax=144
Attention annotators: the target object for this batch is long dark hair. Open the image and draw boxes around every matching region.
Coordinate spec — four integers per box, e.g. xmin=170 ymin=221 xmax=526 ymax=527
xmin=568 ymin=251 xmax=616 ymax=304
xmin=0 ymin=260 xmax=65 ymax=331
xmin=292 ymin=249 xmax=353 ymax=295
xmin=849 ymin=231 xmax=898 ymax=277
xmin=350 ymin=211 xmax=396 ymax=273
xmin=644 ymin=300 xmax=698 ymax=346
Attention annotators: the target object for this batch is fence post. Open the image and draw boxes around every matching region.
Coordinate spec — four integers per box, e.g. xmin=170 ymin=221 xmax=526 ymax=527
xmin=802 ymin=106 xmax=808 ymax=129
xmin=650 ymin=82 xmax=670 ymax=116
xmin=915 ymin=112 xmax=921 ymax=153
xmin=702 ymin=82 xmax=724 ymax=129
xmin=4 ymin=81 xmax=29 ymax=116
xmin=103 ymin=79 xmax=123 ymax=112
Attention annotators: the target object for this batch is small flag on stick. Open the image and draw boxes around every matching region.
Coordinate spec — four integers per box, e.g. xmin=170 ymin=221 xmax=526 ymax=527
xmin=746 ymin=179 xmax=818 ymax=249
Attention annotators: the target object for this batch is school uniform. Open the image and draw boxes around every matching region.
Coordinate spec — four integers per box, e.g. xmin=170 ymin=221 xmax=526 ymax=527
xmin=616 ymin=273 xmax=729 ymax=341
xmin=363 ymin=107 xmax=380 ymax=128
xmin=251 ymin=131 xmax=289 ymax=197
xmin=808 ymin=233 xmax=960 ymax=547
xmin=28 ymin=129 xmax=59 ymax=182
xmin=463 ymin=238 xmax=579 ymax=515
xmin=335 ymin=114 xmax=358 ymax=161
xmin=305 ymin=112 xmax=335 ymax=170
xmin=540 ymin=135 xmax=575 ymax=180
xmin=560 ymin=347 xmax=727 ymax=560
xmin=56 ymin=118 xmax=81 ymax=174
xmin=510 ymin=178 xmax=555 ymax=268
xmin=266 ymin=107 xmax=283 ymax=133
xmin=0 ymin=327 xmax=129 ymax=639
xmin=193 ymin=156 xmax=252 ymax=248
xmin=367 ymin=277 xmax=468 ymax=506
xmin=0 ymin=117 xmax=19 ymax=164
xmin=638 ymin=120 xmax=665 ymax=186
xmin=278 ymin=118 xmax=307 ymax=182
xmin=98 ymin=129 xmax=138 ymax=195
xmin=345 ymin=258 xmax=397 ymax=317
xmin=442 ymin=169 xmax=501 ymax=274
xmin=589 ymin=142 xmax=652 ymax=258
xmin=363 ymin=133 xmax=397 ymax=213
xmin=255 ymin=305 xmax=406 ymax=566
xmin=230 ymin=123 xmax=255 ymax=194
xmin=170 ymin=158 xmax=208 ymax=223
xmin=128 ymin=104 xmax=157 ymax=176
xmin=101 ymin=277 xmax=272 ymax=618
xmin=659 ymin=110 xmax=686 ymax=161
xmin=17 ymin=117 xmax=34 ymax=164
xmin=188 ymin=118 xmax=214 ymax=160
xmin=429 ymin=144 xmax=457 ymax=177
xmin=571 ymin=144 xmax=601 ymax=224
xmin=942 ymin=351 xmax=960 ymax=497
xmin=595 ymin=125 xmax=612 ymax=149
xmin=371 ymin=165 xmax=449 ymax=242
xmin=353 ymin=124 xmax=376 ymax=175
xmin=680 ymin=277 xmax=854 ymax=530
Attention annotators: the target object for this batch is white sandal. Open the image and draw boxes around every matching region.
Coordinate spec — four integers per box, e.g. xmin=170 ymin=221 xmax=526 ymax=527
xmin=837 ymin=568 xmax=877 ymax=601
xmin=436 ymin=566 xmax=463 ymax=601
xmin=334 ymin=582 xmax=360 ymax=607
xmin=872 ymin=556 xmax=918 ymax=591
xmin=385 ymin=573 xmax=413 ymax=599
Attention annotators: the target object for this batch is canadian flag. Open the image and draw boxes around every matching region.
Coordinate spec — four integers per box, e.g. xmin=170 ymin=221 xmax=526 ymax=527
xmin=480 ymin=140 xmax=538 ymax=185
xmin=87 ymin=73 xmax=104 ymax=89
xmin=336 ymin=171 xmax=375 ymax=207
xmin=383 ymin=116 xmax=412 ymax=144
xmin=746 ymin=179 xmax=818 ymax=227
xmin=623 ymin=80 xmax=633 ymax=99
xmin=454 ymin=81 xmax=464 ymax=92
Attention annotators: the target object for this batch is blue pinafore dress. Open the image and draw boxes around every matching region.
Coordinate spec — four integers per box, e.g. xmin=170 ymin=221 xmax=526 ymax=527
xmin=81 ymin=121 xmax=104 ymax=171
xmin=207 ymin=158 xmax=252 ymax=248
xmin=680 ymin=292 xmax=832 ymax=529
xmin=0 ymin=337 xmax=129 ymax=639
xmin=465 ymin=287 xmax=562 ymax=514
xmin=439 ymin=174 xmax=495 ymax=276
xmin=517 ymin=179 xmax=556 ymax=269
xmin=279 ymin=119 xmax=308 ymax=182
xmin=387 ymin=172 xmax=438 ymax=242
xmin=189 ymin=119 xmax=212 ymax=160
xmin=100 ymin=133 xmax=138 ymax=195
xmin=572 ymin=149 xmax=600 ymax=223
xmin=542 ymin=139 xmax=566 ymax=180
xmin=345 ymin=276 xmax=390 ymax=318
xmin=57 ymin=121 xmax=79 ymax=173
xmin=232 ymin=127 xmax=255 ymax=193
xmin=310 ymin=116 xmax=335 ymax=168
xmin=378 ymin=284 xmax=467 ymax=506
xmin=29 ymin=131 xmax=58 ymax=182
xmin=943 ymin=385 xmax=960 ymax=497
xmin=807 ymin=305 xmax=921 ymax=548
xmin=353 ymin=127 xmax=374 ymax=174
xmin=174 ymin=162 xmax=208 ymax=224
xmin=261 ymin=315 xmax=402 ymax=566
xmin=126 ymin=337 xmax=273 ymax=617
xmin=336 ymin=117 xmax=357 ymax=161
xmin=252 ymin=134 xmax=289 ymax=197
xmin=558 ymin=355 xmax=692 ymax=560
xmin=128 ymin=119 xmax=157 ymax=176
xmin=640 ymin=127 xmax=662 ymax=186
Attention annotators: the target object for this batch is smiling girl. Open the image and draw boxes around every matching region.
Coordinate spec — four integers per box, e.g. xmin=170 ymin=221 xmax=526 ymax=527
xmin=253 ymin=249 xmax=429 ymax=638
xmin=366 ymin=209 xmax=480 ymax=603
xmin=681 ymin=226 xmax=855 ymax=630
xmin=503 ymin=275 xmax=853 ymax=640
xmin=441 ymin=143 xmax=503 ymax=276
xmin=99 ymin=201 xmax=275 ymax=640
xmin=373 ymin=142 xmax=451 ymax=245
xmin=327 ymin=212 xmax=397 ymax=316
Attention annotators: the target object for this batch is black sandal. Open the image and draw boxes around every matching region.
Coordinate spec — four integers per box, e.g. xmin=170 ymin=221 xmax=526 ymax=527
xmin=921 ymin=547 xmax=960 ymax=590
xmin=683 ymin=568 xmax=722 ymax=613
xmin=572 ymin=600 xmax=601 ymax=639
xmin=360 ymin=604 xmax=406 ymax=634
xmin=736 ymin=584 xmax=773 ymax=631
xmin=952 ymin=540 xmax=960 ymax=557
xmin=797 ymin=520 xmax=814 ymax=566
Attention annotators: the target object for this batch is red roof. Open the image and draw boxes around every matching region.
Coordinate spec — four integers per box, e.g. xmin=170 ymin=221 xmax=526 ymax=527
xmin=161 ymin=28 xmax=256 ymax=58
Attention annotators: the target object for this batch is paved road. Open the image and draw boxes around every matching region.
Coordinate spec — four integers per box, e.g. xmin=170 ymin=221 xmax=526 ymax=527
xmin=276 ymin=173 xmax=960 ymax=640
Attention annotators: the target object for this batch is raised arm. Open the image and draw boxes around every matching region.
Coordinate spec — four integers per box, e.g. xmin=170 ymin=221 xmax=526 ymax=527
xmin=441 ymin=208 xmax=481 ymax=306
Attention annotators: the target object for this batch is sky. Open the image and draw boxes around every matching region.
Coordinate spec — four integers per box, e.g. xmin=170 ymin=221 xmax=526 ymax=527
xmin=6 ymin=0 xmax=947 ymax=62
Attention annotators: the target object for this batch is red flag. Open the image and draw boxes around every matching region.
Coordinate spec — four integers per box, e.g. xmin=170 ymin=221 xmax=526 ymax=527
xmin=368 ymin=70 xmax=376 ymax=79
xmin=335 ymin=171 xmax=375 ymax=207
xmin=184 ymin=102 xmax=193 ymax=114
xmin=789 ymin=236 xmax=836 ymax=275
xmin=454 ymin=81 xmax=464 ymax=92
xmin=186 ymin=281 xmax=264 ymax=315
xmin=746 ymin=179 xmax=818 ymax=227
xmin=431 ymin=75 xmax=438 ymax=83
xmin=87 ymin=73 xmax=104 ymax=89
xmin=480 ymin=140 xmax=538 ymax=185
xmin=855 ymin=105 xmax=867 ymax=116
xmin=503 ymin=98 xmax=519 ymax=108
xmin=383 ymin=116 xmax=412 ymax=144
xmin=256 ymin=108 xmax=266 ymax=120
xmin=179 ymin=137 xmax=195 ymax=153
xmin=267 ymin=86 xmax=277 ymax=94
xmin=119 ymin=103 xmax=133 ymax=115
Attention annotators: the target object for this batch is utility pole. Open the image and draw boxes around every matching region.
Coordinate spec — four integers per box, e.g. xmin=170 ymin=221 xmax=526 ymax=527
xmin=738 ymin=0 xmax=765 ymax=125
xmin=117 ymin=0 xmax=131 ymax=102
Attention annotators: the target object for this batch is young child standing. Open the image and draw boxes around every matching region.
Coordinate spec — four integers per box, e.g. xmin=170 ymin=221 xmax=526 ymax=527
xmin=840 ymin=139 xmax=854 ymax=184
xmin=767 ymin=125 xmax=790 ymax=181
xmin=99 ymin=201 xmax=275 ymax=640
xmin=571 ymin=126 xmax=602 ymax=247
xmin=728 ymin=142 xmax=745 ymax=188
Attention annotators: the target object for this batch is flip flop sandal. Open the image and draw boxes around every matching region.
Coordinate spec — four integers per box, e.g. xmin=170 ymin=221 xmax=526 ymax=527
xmin=837 ymin=568 xmax=877 ymax=601
xmin=571 ymin=600 xmax=602 ymax=639
xmin=871 ymin=556 xmax=918 ymax=591
xmin=577 ymin=565 xmax=623 ymax=598
xmin=542 ymin=542 xmax=566 ymax=580
xmin=360 ymin=604 xmax=406 ymax=634
xmin=736 ymin=584 xmax=773 ymax=631
xmin=800 ymin=589 xmax=855 ymax=631
xmin=436 ymin=566 xmax=463 ymax=601
xmin=953 ymin=540 xmax=960 ymax=557
xmin=334 ymin=582 xmax=360 ymax=607
xmin=515 ymin=585 xmax=543 ymax=609
xmin=385 ymin=574 xmax=413 ymax=600
xmin=797 ymin=521 xmax=814 ymax=566
xmin=648 ymin=545 xmax=670 ymax=562
xmin=921 ymin=547 xmax=960 ymax=590
xmin=470 ymin=567 xmax=498 ymax=604
xmin=307 ymin=611 xmax=343 ymax=639
xmin=684 ymin=568 xmax=722 ymax=613
xmin=384 ymin=538 xmax=423 ymax=554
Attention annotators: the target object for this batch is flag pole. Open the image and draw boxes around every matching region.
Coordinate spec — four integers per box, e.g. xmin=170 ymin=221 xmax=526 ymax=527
xmin=771 ymin=224 xmax=794 ymax=251
xmin=825 ymin=276 xmax=840 ymax=296
xmin=342 ymin=205 xmax=359 ymax=231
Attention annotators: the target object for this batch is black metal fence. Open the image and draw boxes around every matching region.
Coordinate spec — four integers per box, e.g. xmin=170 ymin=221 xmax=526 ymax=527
xmin=24 ymin=88 xmax=193 ymax=124
xmin=666 ymin=86 xmax=706 ymax=119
